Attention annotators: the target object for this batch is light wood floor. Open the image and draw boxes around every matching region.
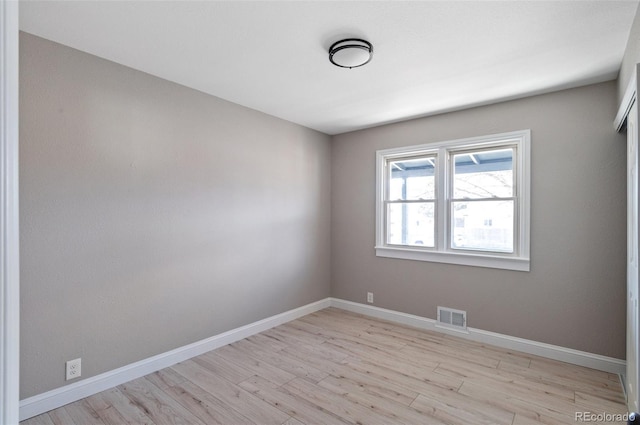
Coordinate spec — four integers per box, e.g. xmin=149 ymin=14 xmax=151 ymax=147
xmin=22 ymin=308 xmax=628 ymax=425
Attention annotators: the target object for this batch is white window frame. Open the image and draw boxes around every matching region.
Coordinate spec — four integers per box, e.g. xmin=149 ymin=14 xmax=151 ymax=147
xmin=375 ymin=130 xmax=531 ymax=272
xmin=1 ymin=1 xmax=20 ymax=423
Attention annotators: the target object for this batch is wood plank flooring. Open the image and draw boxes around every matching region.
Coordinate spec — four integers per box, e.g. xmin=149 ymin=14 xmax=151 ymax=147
xmin=22 ymin=308 xmax=628 ymax=425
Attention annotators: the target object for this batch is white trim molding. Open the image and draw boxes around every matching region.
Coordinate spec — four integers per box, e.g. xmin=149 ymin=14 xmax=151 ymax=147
xmin=375 ymin=130 xmax=531 ymax=272
xmin=615 ymin=66 xmax=637 ymax=132
xmin=19 ymin=299 xmax=331 ymax=421
xmin=374 ymin=246 xmax=530 ymax=272
xmin=20 ymin=297 xmax=626 ymax=420
xmin=1 ymin=1 xmax=20 ymax=424
xmin=330 ymin=298 xmax=626 ymax=375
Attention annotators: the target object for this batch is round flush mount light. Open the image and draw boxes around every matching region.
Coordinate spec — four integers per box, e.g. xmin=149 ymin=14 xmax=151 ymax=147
xmin=329 ymin=38 xmax=373 ymax=69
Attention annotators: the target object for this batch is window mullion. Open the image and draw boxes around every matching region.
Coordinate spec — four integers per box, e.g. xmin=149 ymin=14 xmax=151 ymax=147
xmin=449 ymin=196 xmax=516 ymax=203
xmin=436 ymin=147 xmax=448 ymax=251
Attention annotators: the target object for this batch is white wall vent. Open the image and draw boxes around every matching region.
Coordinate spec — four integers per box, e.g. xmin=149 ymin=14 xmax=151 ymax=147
xmin=437 ymin=306 xmax=467 ymax=332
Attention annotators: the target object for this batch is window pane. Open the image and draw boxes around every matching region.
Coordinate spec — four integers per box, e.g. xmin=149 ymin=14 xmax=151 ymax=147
xmin=451 ymin=200 xmax=514 ymax=253
xmin=389 ymin=157 xmax=435 ymax=200
xmin=453 ymin=148 xmax=513 ymax=199
xmin=387 ymin=202 xmax=435 ymax=247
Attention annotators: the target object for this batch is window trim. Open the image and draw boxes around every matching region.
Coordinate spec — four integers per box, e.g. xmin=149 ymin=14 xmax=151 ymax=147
xmin=375 ymin=130 xmax=531 ymax=272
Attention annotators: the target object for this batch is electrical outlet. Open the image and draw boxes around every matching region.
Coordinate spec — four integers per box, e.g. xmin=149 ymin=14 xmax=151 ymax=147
xmin=66 ymin=358 xmax=81 ymax=380
xmin=367 ymin=292 xmax=374 ymax=303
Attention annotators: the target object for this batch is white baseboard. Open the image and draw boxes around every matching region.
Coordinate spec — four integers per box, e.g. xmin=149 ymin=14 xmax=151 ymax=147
xmin=19 ymin=298 xmax=331 ymax=421
xmin=20 ymin=296 xmax=626 ymax=420
xmin=329 ymin=298 xmax=626 ymax=375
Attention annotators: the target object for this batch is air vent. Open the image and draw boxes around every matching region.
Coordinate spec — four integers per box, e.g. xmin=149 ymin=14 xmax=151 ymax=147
xmin=437 ymin=306 xmax=467 ymax=331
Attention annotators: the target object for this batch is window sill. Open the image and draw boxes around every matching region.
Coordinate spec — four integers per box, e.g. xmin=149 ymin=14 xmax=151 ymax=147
xmin=374 ymin=246 xmax=530 ymax=272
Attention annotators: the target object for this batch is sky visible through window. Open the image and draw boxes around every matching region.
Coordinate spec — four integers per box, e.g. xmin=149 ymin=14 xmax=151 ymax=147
xmin=388 ymin=148 xmax=514 ymax=252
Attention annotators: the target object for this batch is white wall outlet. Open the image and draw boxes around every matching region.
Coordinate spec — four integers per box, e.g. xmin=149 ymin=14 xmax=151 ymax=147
xmin=367 ymin=292 xmax=374 ymax=303
xmin=66 ymin=358 xmax=81 ymax=380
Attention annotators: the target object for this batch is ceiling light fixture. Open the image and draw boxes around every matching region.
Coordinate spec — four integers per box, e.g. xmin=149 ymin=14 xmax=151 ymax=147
xmin=329 ymin=38 xmax=373 ymax=69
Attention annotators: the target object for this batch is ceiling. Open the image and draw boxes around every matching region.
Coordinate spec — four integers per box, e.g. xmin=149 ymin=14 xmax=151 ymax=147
xmin=19 ymin=1 xmax=639 ymax=135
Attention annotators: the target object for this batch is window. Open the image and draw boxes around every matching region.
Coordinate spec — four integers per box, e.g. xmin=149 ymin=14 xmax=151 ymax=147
xmin=375 ymin=130 xmax=530 ymax=271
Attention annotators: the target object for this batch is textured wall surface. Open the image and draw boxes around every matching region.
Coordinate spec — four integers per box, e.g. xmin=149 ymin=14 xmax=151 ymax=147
xmin=331 ymin=81 xmax=626 ymax=359
xmin=19 ymin=32 xmax=331 ymax=398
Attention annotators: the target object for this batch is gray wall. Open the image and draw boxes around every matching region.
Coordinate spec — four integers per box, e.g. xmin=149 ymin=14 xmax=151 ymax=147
xmin=19 ymin=32 xmax=331 ymax=399
xmin=331 ymin=81 xmax=627 ymax=359
xmin=20 ymin=28 xmax=628 ymax=401
xmin=618 ymin=3 xmax=640 ymax=105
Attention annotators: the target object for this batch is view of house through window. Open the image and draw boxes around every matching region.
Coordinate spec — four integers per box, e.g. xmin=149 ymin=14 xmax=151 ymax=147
xmin=376 ymin=130 xmax=530 ymax=271
xmin=387 ymin=147 xmax=515 ymax=253
xmin=387 ymin=156 xmax=436 ymax=247
xmin=451 ymin=148 xmax=514 ymax=252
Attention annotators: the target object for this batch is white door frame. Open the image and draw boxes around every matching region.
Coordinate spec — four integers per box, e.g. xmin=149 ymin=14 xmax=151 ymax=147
xmin=616 ymin=65 xmax=640 ymax=414
xmin=0 ymin=0 xmax=20 ymax=423
xmin=615 ymin=67 xmax=638 ymax=133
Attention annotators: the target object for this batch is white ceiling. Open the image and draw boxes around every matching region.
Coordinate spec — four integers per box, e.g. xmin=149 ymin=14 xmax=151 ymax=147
xmin=19 ymin=1 xmax=639 ymax=135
